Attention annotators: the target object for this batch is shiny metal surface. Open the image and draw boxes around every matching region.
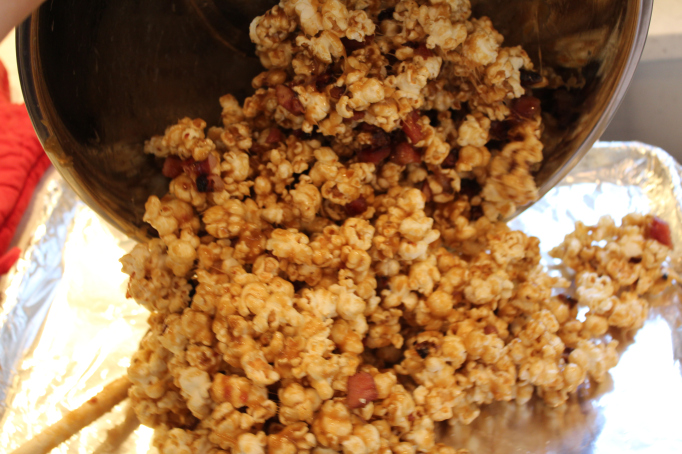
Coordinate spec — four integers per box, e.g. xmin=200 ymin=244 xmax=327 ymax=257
xmin=16 ymin=0 xmax=652 ymax=241
xmin=2 ymin=142 xmax=682 ymax=453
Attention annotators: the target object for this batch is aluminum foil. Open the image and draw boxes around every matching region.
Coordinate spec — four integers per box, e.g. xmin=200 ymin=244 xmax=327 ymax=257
xmin=1 ymin=142 xmax=681 ymax=453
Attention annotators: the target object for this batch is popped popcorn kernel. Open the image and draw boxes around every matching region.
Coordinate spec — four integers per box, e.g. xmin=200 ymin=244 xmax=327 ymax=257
xmin=121 ymin=2 xmax=675 ymax=452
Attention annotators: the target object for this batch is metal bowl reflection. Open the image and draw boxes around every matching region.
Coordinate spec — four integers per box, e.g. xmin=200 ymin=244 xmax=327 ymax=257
xmin=16 ymin=0 xmax=653 ymax=241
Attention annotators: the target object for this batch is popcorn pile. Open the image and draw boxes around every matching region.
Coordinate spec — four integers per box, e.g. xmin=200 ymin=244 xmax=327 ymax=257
xmin=120 ymin=0 xmax=674 ymax=453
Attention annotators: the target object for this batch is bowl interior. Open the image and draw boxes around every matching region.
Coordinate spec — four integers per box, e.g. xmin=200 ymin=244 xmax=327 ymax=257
xmin=17 ymin=0 xmax=651 ymax=241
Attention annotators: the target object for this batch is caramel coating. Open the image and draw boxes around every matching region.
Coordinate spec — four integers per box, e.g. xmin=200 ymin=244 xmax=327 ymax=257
xmin=122 ymin=1 xmax=673 ymax=453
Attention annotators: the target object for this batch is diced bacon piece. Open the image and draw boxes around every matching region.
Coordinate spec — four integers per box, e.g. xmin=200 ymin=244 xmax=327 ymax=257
xmin=207 ymin=153 xmax=219 ymax=171
xmin=484 ymin=325 xmax=498 ymax=335
xmin=346 ymin=371 xmax=378 ymax=409
xmin=184 ymin=158 xmax=211 ymax=177
xmin=357 ymin=124 xmax=390 ymax=148
xmin=345 ymin=197 xmax=367 ymax=216
xmin=511 ymin=95 xmax=541 ymax=119
xmin=351 ymin=111 xmax=365 ymax=121
xmin=196 ymin=174 xmax=224 ymax=193
xmin=440 ymin=149 xmax=458 ymax=169
xmin=646 ymin=215 xmax=673 ymax=248
xmin=390 ymin=142 xmax=421 ymax=165
xmin=415 ymin=43 xmax=433 ymax=58
xmin=250 ymin=143 xmax=269 ymax=154
xmin=276 ymin=85 xmax=304 ymax=115
xmin=330 ymin=86 xmax=344 ymax=99
xmin=163 ymin=155 xmax=216 ymax=179
xmin=357 ymin=146 xmax=391 ymax=164
xmin=433 ymin=169 xmax=453 ymax=194
xmin=401 ymin=110 xmax=424 ymax=144
xmin=209 ymin=175 xmax=225 ymax=191
xmin=266 ymin=128 xmax=284 ymax=144
xmin=162 ymin=156 xmax=184 ymax=178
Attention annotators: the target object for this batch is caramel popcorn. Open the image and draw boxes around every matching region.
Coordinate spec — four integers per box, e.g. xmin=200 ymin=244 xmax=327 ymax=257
xmin=121 ymin=1 xmax=675 ymax=452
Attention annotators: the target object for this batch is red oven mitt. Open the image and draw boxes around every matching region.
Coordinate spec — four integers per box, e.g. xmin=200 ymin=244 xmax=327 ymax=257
xmin=0 ymin=60 xmax=51 ymax=275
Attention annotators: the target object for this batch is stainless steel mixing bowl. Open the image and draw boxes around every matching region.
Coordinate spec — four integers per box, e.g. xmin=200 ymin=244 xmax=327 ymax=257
xmin=16 ymin=0 xmax=653 ymax=241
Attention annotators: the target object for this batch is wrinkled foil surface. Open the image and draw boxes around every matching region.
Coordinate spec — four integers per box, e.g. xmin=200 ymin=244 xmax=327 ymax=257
xmin=1 ymin=142 xmax=681 ymax=453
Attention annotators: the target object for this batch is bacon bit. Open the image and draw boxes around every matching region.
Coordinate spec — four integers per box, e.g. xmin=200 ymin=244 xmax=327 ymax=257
xmin=194 ymin=159 xmax=212 ymax=175
xmin=358 ymin=122 xmax=378 ymax=132
xmin=415 ymin=43 xmax=433 ymax=58
xmin=433 ymin=169 xmax=453 ymax=194
xmin=511 ymin=95 xmax=541 ymax=119
xmin=342 ymin=35 xmax=374 ymax=53
xmin=646 ymin=216 xmax=673 ymax=248
xmin=351 ymin=111 xmax=366 ymax=121
xmin=196 ymin=174 xmax=224 ymax=193
xmin=89 ymin=397 xmax=99 ymax=404
xmin=275 ymin=84 xmax=305 ymax=115
xmin=440 ymin=149 xmax=459 ymax=169
xmin=345 ymin=196 xmax=368 ymax=216
xmin=207 ymin=153 xmax=219 ymax=171
xmin=390 ymin=142 xmax=422 ymax=165
xmin=164 ymin=156 xmax=214 ymax=179
xmin=421 ymin=180 xmax=432 ymax=202
xmin=347 ymin=371 xmax=378 ymax=409
xmin=401 ymin=110 xmax=424 ymax=144
xmin=250 ymin=143 xmax=269 ymax=154
xmin=179 ymin=158 xmax=211 ymax=178
xmin=357 ymin=146 xmax=391 ymax=164
xmin=330 ymin=86 xmax=345 ymax=99
xmin=209 ymin=175 xmax=225 ymax=191
xmin=359 ymin=124 xmax=390 ymax=148
xmin=408 ymin=413 xmax=415 ymax=422
xmin=484 ymin=325 xmax=498 ymax=335
xmin=266 ymin=128 xmax=284 ymax=144
xmin=162 ymin=156 xmax=184 ymax=178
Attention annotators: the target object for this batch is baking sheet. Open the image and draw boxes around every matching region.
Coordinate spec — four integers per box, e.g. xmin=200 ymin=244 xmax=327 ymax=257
xmin=1 ymin=142 xmax=681 ymax=453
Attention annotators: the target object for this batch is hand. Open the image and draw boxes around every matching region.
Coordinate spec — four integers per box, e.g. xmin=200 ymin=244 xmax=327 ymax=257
xmin=0 ymin=0 xmax=46 ymax=41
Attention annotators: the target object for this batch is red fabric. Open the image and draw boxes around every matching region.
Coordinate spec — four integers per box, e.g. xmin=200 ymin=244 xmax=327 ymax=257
xmin=0 ymin=61 xmax=51 ymax=274
xmin=0 ymin=62 xmax=9 ymax=104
